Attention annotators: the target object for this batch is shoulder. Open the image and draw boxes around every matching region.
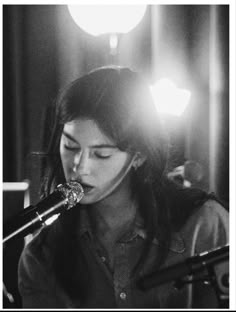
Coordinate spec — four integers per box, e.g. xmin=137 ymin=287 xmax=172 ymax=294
xmin=179 ymin=199 xmax=229 ymax=255
xmin=195 ymin=199 xmax=228 ymax=221
xmin=187 ymin=199 xmax=228 ymax=233
xmin=18 ymin=222 xmax=65 ymax=303
xmin=163 ymin=179 xmax=219 ymax=230
xmin=18 ymin=220 xmax=60 ymax=275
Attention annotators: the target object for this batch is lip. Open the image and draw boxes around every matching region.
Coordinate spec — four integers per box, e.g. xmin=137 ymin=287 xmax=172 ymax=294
xmin=70 ymin=180 xmax=94 ymax=194
xmin=79 ymin=182 xmax=94 ymax=194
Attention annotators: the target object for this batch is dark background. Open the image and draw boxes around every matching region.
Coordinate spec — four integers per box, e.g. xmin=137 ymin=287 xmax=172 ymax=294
xmin=2 ymin=4 xmax=229 ymax=308
xmin=3 ymin=5 xmax=229 ymax=203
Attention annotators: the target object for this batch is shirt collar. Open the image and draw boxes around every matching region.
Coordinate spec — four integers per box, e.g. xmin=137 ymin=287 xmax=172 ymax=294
xmin=152 ymin=233 xmax=185 ymax=253
xmin=116 ymin=214 xmax=185 ymax=253
xmin=77 ymin=209 xmax=185 ymax=253
xmin=77 ymin=208 xmax=146 ymax=241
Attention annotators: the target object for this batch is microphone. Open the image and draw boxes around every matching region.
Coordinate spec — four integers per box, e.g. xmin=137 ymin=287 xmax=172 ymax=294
xmin=137 ymin=244 xmax=229 ymax=290
xmin=3 ymin=181 xmax=84 ymax=244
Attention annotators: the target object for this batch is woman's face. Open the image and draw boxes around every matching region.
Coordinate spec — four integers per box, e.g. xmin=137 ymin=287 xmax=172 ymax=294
xmin=60 ymin=118 xmax=134 ymax=204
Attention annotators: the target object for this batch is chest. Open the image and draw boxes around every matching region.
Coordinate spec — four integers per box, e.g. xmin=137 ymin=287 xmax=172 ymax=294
xmin=96 ymin=234 xmax=119 ymax=271
xmin=73 ymin=235 xmax=192 ymax=308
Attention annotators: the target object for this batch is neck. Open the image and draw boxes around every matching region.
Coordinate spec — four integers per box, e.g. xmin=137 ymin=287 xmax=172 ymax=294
xmin=88 ymin=179 xmax=137 ymax=240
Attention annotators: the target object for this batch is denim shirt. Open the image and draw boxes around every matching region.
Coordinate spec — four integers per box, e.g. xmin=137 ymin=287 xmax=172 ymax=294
xmin=18 ymin=199 xmax=229 ymax=308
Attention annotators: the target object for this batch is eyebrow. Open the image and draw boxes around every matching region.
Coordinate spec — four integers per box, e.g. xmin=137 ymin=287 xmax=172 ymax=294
xmin=62 ymin=131 xmax=78 ymax=143
xmin=62 ymin=131 xmax=117 ymax=149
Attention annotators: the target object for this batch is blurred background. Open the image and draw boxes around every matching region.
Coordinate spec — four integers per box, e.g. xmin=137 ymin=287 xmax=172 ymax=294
xmin=2 ymin=4 xmax=229 ymax=308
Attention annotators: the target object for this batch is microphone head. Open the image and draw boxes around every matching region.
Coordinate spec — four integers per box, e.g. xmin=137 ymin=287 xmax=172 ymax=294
xmin=57 ymin=181 xmax=84 ymax=209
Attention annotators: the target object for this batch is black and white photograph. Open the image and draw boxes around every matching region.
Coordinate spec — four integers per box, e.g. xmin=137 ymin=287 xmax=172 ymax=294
xmin=2 ymin=2 xmax=235 ymax=309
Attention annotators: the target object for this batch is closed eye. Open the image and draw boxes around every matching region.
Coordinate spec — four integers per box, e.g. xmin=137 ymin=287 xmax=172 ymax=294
xmin=93 ymin=148 xmax=115 ymax=159
xmin=94 ymin=152 xmax=112 ymax=159
xmin=64 ymin=145 xmax=80 ymax=151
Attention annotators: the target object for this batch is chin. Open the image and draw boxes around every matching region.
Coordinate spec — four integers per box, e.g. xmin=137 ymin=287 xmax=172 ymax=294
xmin=79 ymin=195 xmax=96 ymax=205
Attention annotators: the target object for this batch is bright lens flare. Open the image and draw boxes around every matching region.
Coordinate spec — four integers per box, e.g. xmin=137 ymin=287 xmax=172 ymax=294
xmin=44 ymin=214 xmax=60 ymax=226
xmin=67 ymin=5 xmax=147 ymax=36
xmin=150 ymin=79 xmax=191 ymax=117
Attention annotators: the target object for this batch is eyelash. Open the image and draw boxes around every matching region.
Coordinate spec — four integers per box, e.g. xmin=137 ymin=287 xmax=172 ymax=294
xmin=94 ymin=153 xmax=111 ymax=159
xmin=63 ymin=145 xmax=111 ymax=159
xmin=64 ymin=145 xmax=79 ymax=151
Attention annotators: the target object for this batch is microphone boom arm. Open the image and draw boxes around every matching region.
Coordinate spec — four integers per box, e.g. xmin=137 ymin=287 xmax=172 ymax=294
xmin=3 ymin=182 xmax=84 ymax=244
xmin=138 ymin=244 xmax=229 ymax=290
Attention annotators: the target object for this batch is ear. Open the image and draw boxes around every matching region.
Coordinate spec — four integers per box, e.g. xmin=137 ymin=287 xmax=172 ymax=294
xmin=132 ymin=152 xmax=147 ymax=170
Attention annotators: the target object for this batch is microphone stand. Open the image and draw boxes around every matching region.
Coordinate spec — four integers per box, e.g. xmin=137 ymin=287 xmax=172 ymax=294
xmin=2 ymin=181 xmax=84 ymax=307
xmin=3 ymin=182 xmax=84 ymax=244
xmin=138 ymin=244 xmax=229 ymax=308
xmin=173 ymin=260 xmax=229 ymax=308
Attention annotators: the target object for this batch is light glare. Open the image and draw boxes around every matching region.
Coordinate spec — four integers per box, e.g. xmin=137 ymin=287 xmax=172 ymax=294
xmin=44 ymin=214 xmax=60 ymax=226
xmin=110 ymin=33 xmax=118 ymax=50
xmin=67 ymin=5 xmax=147 ymax=36
xmin=150 ymin=78 xmax=191 ymax=117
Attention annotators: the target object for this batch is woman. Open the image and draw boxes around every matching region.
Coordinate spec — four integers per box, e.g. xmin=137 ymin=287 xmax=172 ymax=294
xmin=18 ymin=66 xmax=229 ymax=308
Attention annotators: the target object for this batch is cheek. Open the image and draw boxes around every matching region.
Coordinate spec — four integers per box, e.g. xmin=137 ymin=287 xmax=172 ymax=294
xmin=96 ymin=156 xmax=131 ymax=183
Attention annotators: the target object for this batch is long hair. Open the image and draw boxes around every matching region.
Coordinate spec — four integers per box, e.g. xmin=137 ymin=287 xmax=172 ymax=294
xmin=41 ymin=66 xmax=168 ymax=195
xmin=40 ymin=66 xmax=209 ymax=302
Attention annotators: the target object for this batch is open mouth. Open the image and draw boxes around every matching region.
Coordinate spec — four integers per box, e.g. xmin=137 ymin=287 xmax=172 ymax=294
xmin=79 ymin=183 xmax=94 ymax=194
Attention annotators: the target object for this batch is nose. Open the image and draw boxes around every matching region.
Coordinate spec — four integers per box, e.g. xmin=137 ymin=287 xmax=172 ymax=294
xmin=72 ymin=151 xmax=90 ymax=177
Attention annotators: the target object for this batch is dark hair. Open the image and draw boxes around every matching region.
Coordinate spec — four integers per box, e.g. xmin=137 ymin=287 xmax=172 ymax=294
xmin=41 ymin=66 xmax=168 ymax=196
xmin=40 ymin=66 xmax=210 ymax=302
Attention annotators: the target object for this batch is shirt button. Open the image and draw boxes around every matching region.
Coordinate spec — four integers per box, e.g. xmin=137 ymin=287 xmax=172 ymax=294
xmin=100 ymin=256 xmax=106 ymax=262
xmin=120 ymin=292 xmax=127 ymax=300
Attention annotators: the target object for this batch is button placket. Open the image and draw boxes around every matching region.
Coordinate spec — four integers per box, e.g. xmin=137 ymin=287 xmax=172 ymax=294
xmin=113 ymin=242 xmax=132 ymax=307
